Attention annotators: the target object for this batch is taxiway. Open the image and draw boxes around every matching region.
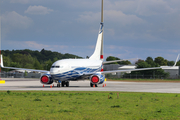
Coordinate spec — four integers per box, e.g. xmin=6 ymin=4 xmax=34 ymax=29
xmin=0 ymin=78 xmax=180 ymax=93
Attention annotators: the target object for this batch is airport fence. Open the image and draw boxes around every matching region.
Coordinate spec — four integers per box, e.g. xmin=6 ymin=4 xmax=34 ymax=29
xmin=0 ymin=72 xmax=42 ymax=78
xmin=0 ymin=72 xmax=24 ymax=78
xmin=1 ymin=72 xmax=179 ymax=80
xmin=105 ymin=74 xmax=180 ymax=79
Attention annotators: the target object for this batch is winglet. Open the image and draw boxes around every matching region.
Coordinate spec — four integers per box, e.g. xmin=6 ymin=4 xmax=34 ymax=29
xmin=0 ymin=55 xmax=4 ymax=68
xmin=173 ymin=54 xmax=180 ymax=67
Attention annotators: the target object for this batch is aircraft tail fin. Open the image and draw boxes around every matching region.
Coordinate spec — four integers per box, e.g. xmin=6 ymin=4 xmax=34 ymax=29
xmin=89 ymin=0 xmax=103 ymax=61
xmin=89 ymin=23 xmax=104 ymax=60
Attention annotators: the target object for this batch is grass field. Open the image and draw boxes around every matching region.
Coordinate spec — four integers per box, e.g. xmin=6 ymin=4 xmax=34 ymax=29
xmin=0 ymin=91 xmax=180 ymax=120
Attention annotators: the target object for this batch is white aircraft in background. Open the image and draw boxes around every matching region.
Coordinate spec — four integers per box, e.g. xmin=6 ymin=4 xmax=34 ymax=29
xmin=1 ymin=0 xmax=179 ymax=87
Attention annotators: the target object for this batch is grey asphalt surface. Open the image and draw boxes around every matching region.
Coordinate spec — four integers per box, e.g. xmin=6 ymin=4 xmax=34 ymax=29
xmin=1 ymin=78 xmax=180 ymax=93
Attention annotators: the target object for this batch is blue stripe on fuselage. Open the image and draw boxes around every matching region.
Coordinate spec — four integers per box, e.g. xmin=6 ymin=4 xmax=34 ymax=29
xmin=51 ymin=66 xmax=101 ymax=81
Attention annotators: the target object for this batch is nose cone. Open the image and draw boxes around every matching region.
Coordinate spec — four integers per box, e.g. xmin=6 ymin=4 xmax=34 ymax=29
xmin=50 ymin=68 xmax=59 ymax=75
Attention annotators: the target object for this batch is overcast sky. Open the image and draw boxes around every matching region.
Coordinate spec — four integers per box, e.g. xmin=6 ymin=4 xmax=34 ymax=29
xmin=1 ymin=0 xmax=180 ymax=61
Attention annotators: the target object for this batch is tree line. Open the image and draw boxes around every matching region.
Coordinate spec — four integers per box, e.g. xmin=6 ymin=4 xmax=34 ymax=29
xmin=1 ymin=49 xmax=82 ymax=71
xmin=2 ymin=49 xmax=180 ymax=77
xmin=106 ymin=56 xmax=180 ymax=66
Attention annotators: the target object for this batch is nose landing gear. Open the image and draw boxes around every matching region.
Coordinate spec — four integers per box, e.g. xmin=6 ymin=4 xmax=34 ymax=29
xmin=57 ymin=80 xmax=61 ymax=87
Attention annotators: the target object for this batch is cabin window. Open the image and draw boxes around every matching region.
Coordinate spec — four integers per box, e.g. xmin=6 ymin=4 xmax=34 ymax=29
xmin=51 ymin=66 xmax=60 ymax=68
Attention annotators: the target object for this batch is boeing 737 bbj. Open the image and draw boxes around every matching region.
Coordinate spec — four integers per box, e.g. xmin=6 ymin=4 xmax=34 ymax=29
xmin=1 ymin=0 xmax=179 ymax=87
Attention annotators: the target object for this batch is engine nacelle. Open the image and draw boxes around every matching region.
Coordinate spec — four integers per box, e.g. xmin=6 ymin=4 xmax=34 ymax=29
xmin=90 ymin=73 xmax=105 ymax=84
xmin=40 ymin=74 xmax=53 ymax=84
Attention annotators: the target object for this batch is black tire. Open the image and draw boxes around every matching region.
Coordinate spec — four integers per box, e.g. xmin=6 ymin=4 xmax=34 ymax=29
xmin=90 ymin=83 xmax=93 ymax=87
xmin=61 ymin=81 xmax=65 ymax=87
xmin=57 ymin=83 xmax=60 ymax=87
xmin=66 ymin=82 xmax=69 ymax=87
xmin=95 ymin=84 xmax=98 ymax=87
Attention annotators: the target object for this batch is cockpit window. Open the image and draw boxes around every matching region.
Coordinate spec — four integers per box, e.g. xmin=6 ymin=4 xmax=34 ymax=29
xmin=51 ymin=66 xmax=60 ymax=68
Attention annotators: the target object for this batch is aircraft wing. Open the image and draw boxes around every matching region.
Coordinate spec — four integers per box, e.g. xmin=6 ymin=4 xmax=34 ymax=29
xmin=0 ymin=55 xmax=48 ymax=73
xmin=1 ymin=66 xmax=48 ymax=73
xmin=101 ymin=66 xmax=174 ymax=74
xmin=103 ymin=58 xmax=137 ymax=64
xmin=102 ymin=54 xmax=180 ymax=74
xmin=82 ymin=66 xmax=172 ymax=76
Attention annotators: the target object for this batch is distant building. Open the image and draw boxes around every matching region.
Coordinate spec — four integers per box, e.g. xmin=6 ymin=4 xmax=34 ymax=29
xmin=1 ymin=70 xmax=43 ymax=78
xmin=104 ymin=64 xmax=137 ymax=71
xmin=161 ymin=66 xmax=179 ymax=79
xmin=104 ymin=64 xmax=137 ymax=78
xmin=104 ymin=64 xmax=180 ymax=79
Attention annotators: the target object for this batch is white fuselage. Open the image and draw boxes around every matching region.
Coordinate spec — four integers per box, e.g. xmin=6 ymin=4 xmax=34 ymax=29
xmin=50 ymin=59 xmax=102 ymax=81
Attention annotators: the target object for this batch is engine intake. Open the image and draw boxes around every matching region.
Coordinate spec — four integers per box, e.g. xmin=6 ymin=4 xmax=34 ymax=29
xmin=40 ymin=74 xmax=53 ymax=84
xmin=90 ymin=73 xmax=105 ymax=84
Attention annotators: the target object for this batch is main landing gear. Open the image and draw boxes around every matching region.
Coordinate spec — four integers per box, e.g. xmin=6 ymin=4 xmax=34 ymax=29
xmin=57 ymin=83 xmax=61 ymax=87
xmin=61 ymin=81 xmax=69 ymax=87
xmin=57 ymin=81 xmax=69 ymax=87
xmin=90 ymin=83 xmax=98 ymax=87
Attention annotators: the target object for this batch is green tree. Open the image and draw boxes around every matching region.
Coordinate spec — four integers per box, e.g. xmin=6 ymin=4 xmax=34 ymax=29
xmin=176 ymin=60 xmax=180 ymax=66
xmin=130 ymin=57 xmax=169 ymax=78
xmin=106 ymin=56 xmax=131 ymax=65
xmin=167 ymin=61 xmax=175 ymax=66
xmin=11 ymin=53 xmax=34 ymax=68
xmin=145 ymin=57 xmax=159 ymax=67
xmin=10 ymin=62 xmax=21 ymax=68
xmin=135 ymin=59 xmax=145 ymax=64
xmin=145 ymin=57 xmax=153 ymax=65
xmin=3 ymin=56 xmax=11 ymax=67
xmin=34 ymin=59 xmax=43 ymax=70
xmin=154 ymin=57 xmax=167 ymax=66
xmin=106 ymin=56 xmax=119 ymax=64
xmin=53 ymin=57 xmax=58 ymax=63
xmin=44 ymin=59 xmax=53 ymax=70
xmin=2 ymin=56 xmax=11 ymax=71
xmin=137 ymin=61 xmax=151 ymax=68
xmin=119 ymin=60 xmax=131 ymax=65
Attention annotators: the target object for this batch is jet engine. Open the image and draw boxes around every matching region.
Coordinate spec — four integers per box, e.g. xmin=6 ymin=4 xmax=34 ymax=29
xmin=90 ymin=73 xmax=105 ymax=84
xmin=40 ymin=74 xmax=53 ymax=84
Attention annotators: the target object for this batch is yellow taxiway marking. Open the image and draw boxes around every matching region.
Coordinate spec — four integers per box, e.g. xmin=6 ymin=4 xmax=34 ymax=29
xmin=0 ymin=80 xmax=5 ymax=84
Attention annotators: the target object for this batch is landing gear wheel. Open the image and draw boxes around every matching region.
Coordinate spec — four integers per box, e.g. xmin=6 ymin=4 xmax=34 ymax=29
xmin=90 ymin=83 xmax=93 ymax=87
xmin=66 ymin=82 xmax=69 ymax=87
xmin=61 ymin=81 xmax=65 ymax=87
xmin=57 ymin=83 xmax=61 ymax=87
xmin=90 ymin=83 xmax=98 ymax=87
